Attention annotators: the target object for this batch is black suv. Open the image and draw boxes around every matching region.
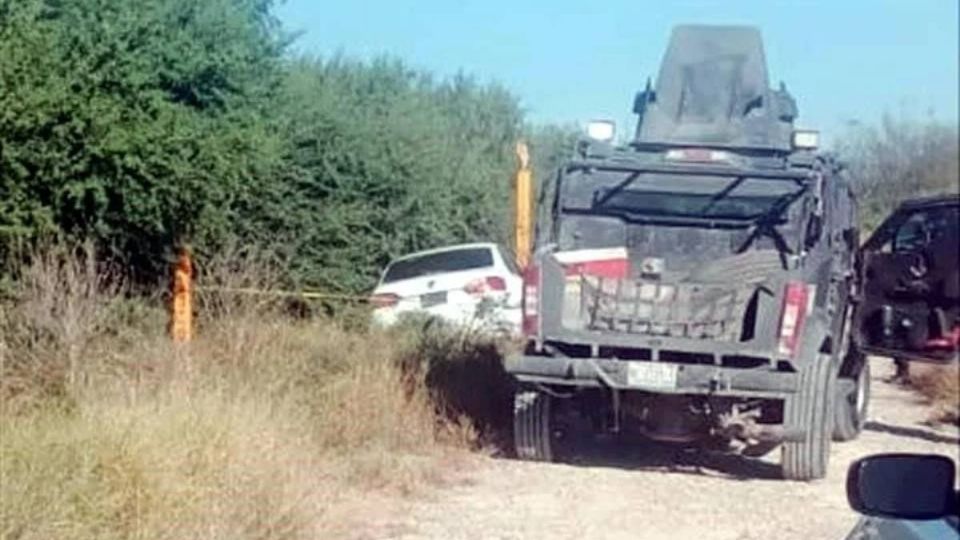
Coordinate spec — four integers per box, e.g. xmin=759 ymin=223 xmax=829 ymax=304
xmin=856 ymin=195 xmax=960 ymax=363
xmin=505 ymin=25 xmax=865 ymax=480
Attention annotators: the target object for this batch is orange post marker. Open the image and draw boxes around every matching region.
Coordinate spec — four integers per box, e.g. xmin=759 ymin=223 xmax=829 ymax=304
xmin=170 ymin=247 xmax=193 ymax=343
xmin=514 ymin=141 xmax=534 ymax=269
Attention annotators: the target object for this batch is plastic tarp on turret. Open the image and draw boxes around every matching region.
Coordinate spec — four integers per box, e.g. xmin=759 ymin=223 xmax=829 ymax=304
xmin=635 ymin=25 xmax=797 ymax=151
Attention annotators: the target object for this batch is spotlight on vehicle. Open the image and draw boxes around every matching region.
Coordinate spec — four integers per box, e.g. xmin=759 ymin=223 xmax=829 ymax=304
xmin=792 ymin=129 xmax=820 ymax=150
xmin=586 ymin=120 xmax=616 ymax=143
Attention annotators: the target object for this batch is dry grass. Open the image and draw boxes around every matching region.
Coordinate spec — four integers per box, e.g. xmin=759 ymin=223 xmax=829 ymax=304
xmin=1 ymin=242 xmax=122 ymax=409
xmin=910 ymin=363 xmax=960 ymax=426
xmin=0 ymin=244 xmax=504 ymax=539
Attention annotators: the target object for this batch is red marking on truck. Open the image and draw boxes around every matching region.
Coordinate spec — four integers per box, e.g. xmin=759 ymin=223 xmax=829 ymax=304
xmin=554 ymin=248 xmax=630 ymax=279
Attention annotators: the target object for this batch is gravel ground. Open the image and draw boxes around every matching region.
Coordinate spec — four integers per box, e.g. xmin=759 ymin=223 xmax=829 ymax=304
xmin=361 ymin=358 xmax=959 ymax=540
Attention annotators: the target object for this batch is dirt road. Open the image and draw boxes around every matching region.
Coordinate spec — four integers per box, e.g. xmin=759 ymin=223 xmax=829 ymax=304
xmin=368 ymin=359 xmax=958 ymax=540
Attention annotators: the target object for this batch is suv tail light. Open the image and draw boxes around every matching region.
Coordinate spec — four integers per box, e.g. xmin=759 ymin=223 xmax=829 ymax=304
xmin=522 ymin=265 xmax=540 ymax=336
xmin=369 ymin=293 xmax=400 ymax=308
xmin=778 ymin=282 xmax=812 ymax=356
xmin=464 ymin=276 xmax=507 ymax=296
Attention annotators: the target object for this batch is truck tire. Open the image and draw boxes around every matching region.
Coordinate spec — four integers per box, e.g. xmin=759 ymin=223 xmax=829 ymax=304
xmin=833 ymin=352 xmax=870 ymax=442
xmin=514 ymin=389 xmax=553 ymax=461
xmin=782 ymin=352 xmax=836 ymax=480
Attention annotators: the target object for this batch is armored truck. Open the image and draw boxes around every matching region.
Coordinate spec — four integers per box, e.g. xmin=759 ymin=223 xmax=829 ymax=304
xmin=506 ymin=25 xmax=864 ymax=480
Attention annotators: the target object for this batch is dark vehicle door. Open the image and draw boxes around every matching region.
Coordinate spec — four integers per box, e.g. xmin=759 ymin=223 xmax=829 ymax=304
xmin=856 ymin=200 xmax=960 ymax=362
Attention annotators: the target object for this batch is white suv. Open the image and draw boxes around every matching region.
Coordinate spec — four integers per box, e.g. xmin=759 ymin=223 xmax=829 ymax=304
xmin=370 ymin=242 xmax=522 ymax=334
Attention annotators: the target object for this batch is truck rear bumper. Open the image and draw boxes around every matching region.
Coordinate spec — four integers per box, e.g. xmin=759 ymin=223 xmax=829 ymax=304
xmin=505 ymin=355 xmax=798 ymax=399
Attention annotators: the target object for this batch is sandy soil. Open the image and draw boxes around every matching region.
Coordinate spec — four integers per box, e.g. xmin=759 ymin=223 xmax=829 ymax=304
xmin=359 ymin=358 xmax=959 ymax=540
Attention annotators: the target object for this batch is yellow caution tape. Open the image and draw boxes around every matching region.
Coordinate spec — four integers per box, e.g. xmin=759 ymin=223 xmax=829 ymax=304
xmin=197 ymin=286 xmax=371 ymax=303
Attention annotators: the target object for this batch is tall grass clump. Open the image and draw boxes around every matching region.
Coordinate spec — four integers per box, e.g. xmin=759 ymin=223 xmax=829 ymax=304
xmin=910 ymin=364 xmax=960 ymax=426
xmin=1 ymin=242 xmax=129 ymax=412
xmin=1 ymin=243 xmax=503 ymax=539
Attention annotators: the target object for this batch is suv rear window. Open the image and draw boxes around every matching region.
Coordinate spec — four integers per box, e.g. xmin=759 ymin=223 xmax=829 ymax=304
xmin=382 ymin=247 xmax=494 ymax=283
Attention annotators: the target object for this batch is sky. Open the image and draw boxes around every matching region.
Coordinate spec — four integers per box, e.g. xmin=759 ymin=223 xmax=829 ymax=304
xmin=277 ymin=0 xmax=958 ymax=142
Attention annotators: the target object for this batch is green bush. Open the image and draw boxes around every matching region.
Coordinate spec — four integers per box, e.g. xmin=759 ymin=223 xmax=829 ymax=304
xmin=0 ymin=0 xmax=562 ymax=294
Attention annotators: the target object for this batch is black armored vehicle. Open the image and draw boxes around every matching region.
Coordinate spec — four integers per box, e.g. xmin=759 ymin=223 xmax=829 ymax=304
xmin=506 ymin=25 xmax=863 ymax=480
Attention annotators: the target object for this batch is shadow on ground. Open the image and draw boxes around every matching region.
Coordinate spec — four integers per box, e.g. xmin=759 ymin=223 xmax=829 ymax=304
xmin=864 ymin=420 xmax=960 ymax=445
xmin=404 ymin=325 xmax=784 ymax=481
xmin=398 ymin=323 xmax=517 ymax=449
xmin=537 ymin=434 xmax=785 ymax=481
xmin=410 ymin=332 xmax=959 ymax=484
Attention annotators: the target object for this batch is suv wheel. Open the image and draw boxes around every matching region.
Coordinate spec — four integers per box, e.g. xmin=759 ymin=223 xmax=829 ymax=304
xmin=782 ymin=352 xmax=837 ymax=480
xmin=833 ymin=351 xmax=870 ymax=441
xmin=514 ymin=389 xmax=553 ymax=461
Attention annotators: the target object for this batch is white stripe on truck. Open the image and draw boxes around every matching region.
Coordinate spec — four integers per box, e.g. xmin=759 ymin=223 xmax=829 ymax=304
xmin=553 ymin=247 xmax=628 ymax=264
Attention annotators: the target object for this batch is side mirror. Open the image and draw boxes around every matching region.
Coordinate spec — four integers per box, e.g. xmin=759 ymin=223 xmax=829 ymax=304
xmin=774 ymin=83 xmax=798 ymax=122
xmin=633 ymin=86 xmax=655 ymax=114
xmin=847 ymin=453 xmax=957 ymax=520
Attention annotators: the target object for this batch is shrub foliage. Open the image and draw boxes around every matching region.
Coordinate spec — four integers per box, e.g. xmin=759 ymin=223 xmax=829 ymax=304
xmin=0 ymin=0 xmax=536 ymax=291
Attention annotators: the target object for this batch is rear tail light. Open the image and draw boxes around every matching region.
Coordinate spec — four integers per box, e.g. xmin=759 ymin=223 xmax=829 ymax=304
xmin=369 ymin=293 xmax=400 ymax=308
xmin=464 ymin=276 xmax=507 ymax=296
xmin=778 ymin=282 xmax=812 ymax=357
xmin=486 ymin=276 xmax=507 ymax=291
xmin=522 ymin=265 xmax=540 ymax=336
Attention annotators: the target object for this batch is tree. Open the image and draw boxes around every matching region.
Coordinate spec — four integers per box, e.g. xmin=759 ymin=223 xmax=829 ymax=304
xmin=0 ymin=0 xmax=288 ymax=279
xmin=836 ymin=114 xmax=959 ymax=231
xmin=265 ymin=58 xmax=524 ymax=291
xmin=0 ymin=0 xmax=555 ymax=295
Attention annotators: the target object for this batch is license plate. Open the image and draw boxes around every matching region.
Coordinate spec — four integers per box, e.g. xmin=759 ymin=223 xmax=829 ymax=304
xmin=626 ymin=361 xmax=678 ymax=390
xmin=420 ymin=291 xmax=447 ymax=308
